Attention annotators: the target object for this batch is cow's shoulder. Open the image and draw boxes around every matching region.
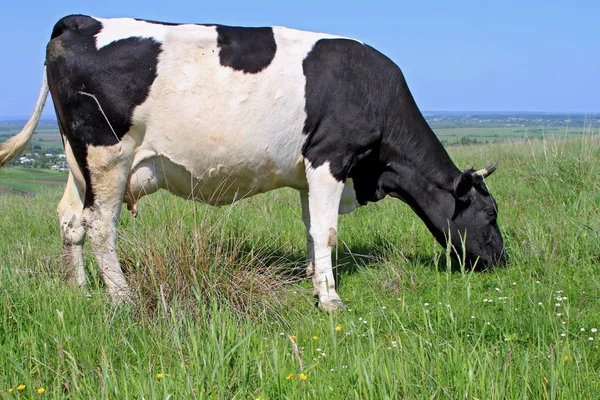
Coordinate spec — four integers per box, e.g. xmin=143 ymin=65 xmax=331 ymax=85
xmin=301 ymin=38 xmax=398 ymax=173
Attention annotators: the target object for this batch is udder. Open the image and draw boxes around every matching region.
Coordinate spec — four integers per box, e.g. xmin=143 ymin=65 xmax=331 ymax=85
xmin=123 ymin=156 xmax=201 ymax=215
xmin=123 ymin=161 xmax=162 ymax=217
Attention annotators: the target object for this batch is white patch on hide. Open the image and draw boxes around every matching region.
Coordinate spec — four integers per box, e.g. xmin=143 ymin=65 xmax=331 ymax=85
xmin=94 ymin=17 xmax=170 ymax=49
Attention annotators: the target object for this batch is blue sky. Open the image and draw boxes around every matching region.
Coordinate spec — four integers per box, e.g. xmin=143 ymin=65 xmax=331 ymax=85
xmin=0 ymin=0 xmax=598 ymax=117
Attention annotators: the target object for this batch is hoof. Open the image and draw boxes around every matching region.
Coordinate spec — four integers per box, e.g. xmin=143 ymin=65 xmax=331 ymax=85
xmin=306 ymin=266 xmax=314 ymax=278
xmin=318 ymin=299 xmax=349 ymax=313
xmin=110 ymin=289 xmax=135 ymax=305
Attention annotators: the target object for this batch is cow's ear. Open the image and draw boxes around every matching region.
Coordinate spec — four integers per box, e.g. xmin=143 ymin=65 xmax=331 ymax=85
xmin=453 ymin=171 xmax=473 ymax=201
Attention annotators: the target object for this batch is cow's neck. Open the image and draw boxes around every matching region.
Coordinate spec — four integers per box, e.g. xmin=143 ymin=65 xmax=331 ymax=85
xmin=379 ymin=109 xmax=462 ymax=245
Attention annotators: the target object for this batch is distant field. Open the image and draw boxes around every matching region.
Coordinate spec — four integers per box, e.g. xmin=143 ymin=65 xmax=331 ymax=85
xmin=0 ymin=167 xmax=66 ymax=195
xmin=435 ymin=126 xmax=587 ymax=145
xmin=0 ymin=122 xmax=63 ymax=149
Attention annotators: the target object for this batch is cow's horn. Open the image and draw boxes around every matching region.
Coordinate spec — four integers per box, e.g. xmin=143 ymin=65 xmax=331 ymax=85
xmin=472 ymin=162 xmax=498 ymax=183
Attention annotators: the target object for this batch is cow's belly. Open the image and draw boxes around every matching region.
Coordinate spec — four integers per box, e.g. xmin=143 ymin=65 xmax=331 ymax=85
xmin=124 ymin=155 xmax=361 ymax=214
xmin=125 ymin=152 xmax=307 ymax=207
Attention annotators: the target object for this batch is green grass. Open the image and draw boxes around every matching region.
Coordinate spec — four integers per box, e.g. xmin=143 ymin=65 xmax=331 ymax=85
xmin=0 ymin=167 xmax=67 ymax=194
xmin=1 ymin=135 xmax=599 ymax=399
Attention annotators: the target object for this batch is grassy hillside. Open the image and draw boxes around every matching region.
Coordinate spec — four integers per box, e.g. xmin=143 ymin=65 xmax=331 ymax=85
xmin=0 ymin=167 xmax=66 ymax=195
xmin=0 ymin=135 xmax=599 ymax=398
xmin=0 ymin=122 xmax=64 ymax=150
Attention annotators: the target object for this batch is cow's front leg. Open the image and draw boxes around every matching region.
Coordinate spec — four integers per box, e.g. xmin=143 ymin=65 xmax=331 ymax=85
xmin=305 ymin=160 xmax=347 ymax=312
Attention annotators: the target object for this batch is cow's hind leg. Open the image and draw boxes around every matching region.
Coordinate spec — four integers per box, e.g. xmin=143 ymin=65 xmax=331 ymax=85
xmin=305 ymin=160 xmax=347 ymax=312
xmin=57 ymin=172 xmax=86 ymax=289
xmin=82 ymin=144 xmax=134 ymax=303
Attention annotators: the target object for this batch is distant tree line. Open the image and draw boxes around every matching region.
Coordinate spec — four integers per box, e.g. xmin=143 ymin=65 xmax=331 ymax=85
xmin=441 ymin=137 xmax=490 ymax=147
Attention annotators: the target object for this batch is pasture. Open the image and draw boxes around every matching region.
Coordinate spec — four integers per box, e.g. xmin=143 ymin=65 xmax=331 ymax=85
xmin=0 ymin=134 xmax=599 ymax=398
xmin=0 ymin=167 xmax=66 ymax=195
xmin=0 ymin=122 xmax=64 ymax=150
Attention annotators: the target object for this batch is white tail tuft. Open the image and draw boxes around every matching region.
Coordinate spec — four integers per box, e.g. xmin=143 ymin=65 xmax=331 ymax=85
xmin=0 ymin=68 xmax=49 ymax=167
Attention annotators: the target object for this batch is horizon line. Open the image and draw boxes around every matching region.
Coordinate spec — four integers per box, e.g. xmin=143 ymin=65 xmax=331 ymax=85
xmin=1 ymin=110 xmax=598 ymax=120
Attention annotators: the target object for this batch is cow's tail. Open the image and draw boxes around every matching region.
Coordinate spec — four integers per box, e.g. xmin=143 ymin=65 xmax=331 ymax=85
xmin=0 ymin=67 xmax=50 ymax=167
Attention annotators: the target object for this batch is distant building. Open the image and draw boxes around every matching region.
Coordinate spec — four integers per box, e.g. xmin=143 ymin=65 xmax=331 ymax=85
xmin=51 ymin=161 xmax=68 ymax=172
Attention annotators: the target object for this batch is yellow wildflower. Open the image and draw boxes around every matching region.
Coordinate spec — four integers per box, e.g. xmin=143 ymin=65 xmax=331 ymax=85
xmin=291 ymin=335 xmax=297 ymax=340
xmin=8 ymin=388 xmax=13 ymax=393
xmin=299 ymin=373 xmax=308 ymax=381
xmin=563 ymin=356 xmax=569 ymax=361
xmin=312 ymin=336 xmax=318 ymax=341
xmin=156 ymin=373 xmax=164 ymax=379
xmin=17 ymin=385 xmax=25 ymax=391
xmin=286 ymin=373 xmax=295 ymax=380
xmin=37 ymin=388 xmax=45 ymax=394
xmin=335 ymin=326 xmax=342 ymax=332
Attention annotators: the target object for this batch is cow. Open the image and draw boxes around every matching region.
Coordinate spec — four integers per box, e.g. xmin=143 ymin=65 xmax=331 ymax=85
xmin=0 ymin=15 xmax=506 ymax=311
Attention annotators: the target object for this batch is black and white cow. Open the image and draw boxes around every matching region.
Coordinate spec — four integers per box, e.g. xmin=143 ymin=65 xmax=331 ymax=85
xmin=0 ymin=15 xmax=506 ymax=311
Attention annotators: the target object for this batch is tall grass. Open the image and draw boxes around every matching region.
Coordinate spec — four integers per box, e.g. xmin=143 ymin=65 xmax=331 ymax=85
xmin=1 ymin=134 xmax=599 ymax=398
xmin=118 ymin=198 xmax=304 ymax=320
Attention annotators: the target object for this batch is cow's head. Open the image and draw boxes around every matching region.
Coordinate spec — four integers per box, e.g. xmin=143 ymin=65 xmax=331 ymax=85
xmin=448 ymin=163 xmax=507 ymax=269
